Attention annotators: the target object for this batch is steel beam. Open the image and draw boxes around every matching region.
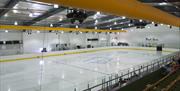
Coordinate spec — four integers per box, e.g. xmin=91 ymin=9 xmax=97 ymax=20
xmin=0 ymin=0 xmax=20 ymax=18
xmin=23 ymin=7 xmax=65 ymax=26
xmin=0 ymin=25 xmax=127 ymax=33
xmin=37 ymin=0 xmax=180 ymax=26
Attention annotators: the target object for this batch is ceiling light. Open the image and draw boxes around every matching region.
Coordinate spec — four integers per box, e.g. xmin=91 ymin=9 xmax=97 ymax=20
xmin=79 ymin=32 xmax=82 ymax=34
xmin=5 ymin=30 xmax=8 ymax=33
xmin=160 ymin=24 xmax=164 ymax=26
xmin=93 ymin=15 xmax=97 ymax=19
xmin=13 ymin=10 xmax=18 ymax=13
xmin=4 ymin=14 xmax=8 ymax=17
xmin=59 ymin=17 xmax=63 ymax=21
xmin=50 ymin=24 xmax=53 ymax=27
xmin=128 ymin=24 xmax=131 ymax=26
xmin=122 ymin=16 xmax=126 ymax=19
xmin=54 ymin=4 xmax=59 ymax=8
xmin=13 ymin=5 xmax=18 ymax=9
xmin=29 ymin=13 xmax=33 ymax=17
xmin=61 ymin=31 xmax=64 ymax=34
xmin=95 ymin=27 xmax=97 ymax=29
xmin=114 ymin=22 xmax=117 ymax=25
xmin=76 ymin=25 xmax=78 ymax=28
xmin=39 ymin=60 xmax=44 ymax=65
xmin=33 ymin=13 xmax=41 ymax=16
xmin=122 ymin=28 xmax=124 ymax=30
xmin=96 ymin=11 xmax=100 ymax=15
xmin=159 ymin=2 xmax=168 ymax=5
xmin=14 ymin=21 xmax=18 ymax=25
xmin=37 ymin=31 xmax=40 ymax=33
xmin=110 ymin=28 xmax=112 ymax=30
xmin=95 ymin=20 xmax=98 ymax=23
xmin=139 ymin=19 xmax=143 ymax=22
xmin=152 ymin=22 xmax=155 ymax=24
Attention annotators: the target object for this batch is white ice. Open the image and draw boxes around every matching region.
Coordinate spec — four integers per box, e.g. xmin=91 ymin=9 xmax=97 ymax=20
xmin=0 ymin=47 xmax=178 ymax=91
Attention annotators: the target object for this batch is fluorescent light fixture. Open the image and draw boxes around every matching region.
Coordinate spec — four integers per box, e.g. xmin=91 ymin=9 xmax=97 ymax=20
xmin=76 ymin=25 xmax=78 ymax=28
xmin=14 ymin=21 xmax=18 ymax=25
xmin=13 ymin=10 xmax=18 ymax=13
xmin=59 ymin=17 xmax=63 ymax=21
xmin=159 ymin=2 xmax=168 ymax=5
xmin=96 ymin=11 xmax=100 ymax=15
xmin=50 ymin=24 xmax=53 ymax=27
xmin=114 ymin=22 xmax=117 ymax=25
xmin=152 ymin=22 xmax=155 ymax=24
xmin=95 ymin=20 xmax=98 ymax=23
xmin=95 ymin=27 xmax=97 ymax=29
xmin=93 ymin=15 xmax=97 ymax=19
xmin=4 ymin=14 xmax=8 ymax=17
xmin=29 ymin=13 xmax=33 ymax=17
xmin=5 ymin=30 xmax=8 ymax=33
xmin=54 ymin=4 xmax=59 ymax=8
xmin=61 ymin=31 xmax=64 ymax=34
xmin=33 ymin=12 xmax=41 ymax=16
xmin=37 ymin=31 xmax=40 ymax=33
xmin=139 ymin=19 xmax=143 ymax=22
xmin=122 ymin=16 xmax=126 ymax=19
xmin=128 ymin=24 xmax=131 ymax=26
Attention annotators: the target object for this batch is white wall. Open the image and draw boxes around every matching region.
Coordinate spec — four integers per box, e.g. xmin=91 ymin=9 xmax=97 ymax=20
xmin=0 ymin=31 xmax=23 ymax=56
xmin=0 ymin=24 xmax=179 ymax=54
xmin=0 ymin=32 xmax=22 ymax=41
xmin=22 ymin=32 xmax=109 ymax=53
xmin=110 ymin=24 xmax=180 ymax=49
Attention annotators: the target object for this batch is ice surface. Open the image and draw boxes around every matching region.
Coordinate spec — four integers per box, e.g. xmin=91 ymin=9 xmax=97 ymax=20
xmin=0 ymin=47 xmax=177 ymax=91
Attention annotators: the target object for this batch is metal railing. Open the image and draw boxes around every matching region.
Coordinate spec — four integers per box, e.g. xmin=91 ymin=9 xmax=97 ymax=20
xmin=80 ymin=51 xmax=180 ymax=91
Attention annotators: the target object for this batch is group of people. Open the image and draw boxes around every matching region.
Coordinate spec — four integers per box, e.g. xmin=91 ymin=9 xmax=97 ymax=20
xmin=162 ymin=54 xmax=180 ymax=75
xmin=171 ymin=55 xmax=180 ymax=72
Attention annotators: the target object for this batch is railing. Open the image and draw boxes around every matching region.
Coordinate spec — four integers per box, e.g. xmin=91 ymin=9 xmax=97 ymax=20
xmin=79 ymin=51 xmax=180 ymax=91
xmin=164 ymin=75 xmax=180 ymax=91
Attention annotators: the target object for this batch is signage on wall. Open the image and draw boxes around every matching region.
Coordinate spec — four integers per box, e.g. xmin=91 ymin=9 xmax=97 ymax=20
xmin=145 ymin=37 xmax=158 ymax=41
xmin=87 ymin=38 xmax=99 ymax=41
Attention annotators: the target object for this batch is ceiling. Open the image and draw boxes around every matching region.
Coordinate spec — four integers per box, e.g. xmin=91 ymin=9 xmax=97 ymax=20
xmin=0 ymin=0 xmax=179 ymax=31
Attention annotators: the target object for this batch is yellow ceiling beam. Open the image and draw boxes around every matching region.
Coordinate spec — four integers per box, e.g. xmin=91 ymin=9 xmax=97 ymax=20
xmin=38 ymin=0 xmax=180 ymax=27
xmin=0 ymin=25 xmax=127 ymax=33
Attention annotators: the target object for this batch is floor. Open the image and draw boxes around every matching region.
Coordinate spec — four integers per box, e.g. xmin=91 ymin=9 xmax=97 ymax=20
xmin=0 ymin=47 xmax=178 ymax=91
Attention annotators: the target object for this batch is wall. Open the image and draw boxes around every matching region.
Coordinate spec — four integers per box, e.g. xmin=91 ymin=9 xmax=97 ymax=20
xmin=110 ymin=24 xmax=180 ymax=49
xmin=0 ymin=31 xmax=23 ymax=56
xmin=22 ymin=32 xmax=109 ymax=53
xmin=0 ymin=24 xmax=179 ymax=55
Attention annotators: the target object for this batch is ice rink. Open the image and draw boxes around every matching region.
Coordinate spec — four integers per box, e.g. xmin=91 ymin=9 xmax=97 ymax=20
xmin=0 ymin=47 xmax=178 ymax=91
